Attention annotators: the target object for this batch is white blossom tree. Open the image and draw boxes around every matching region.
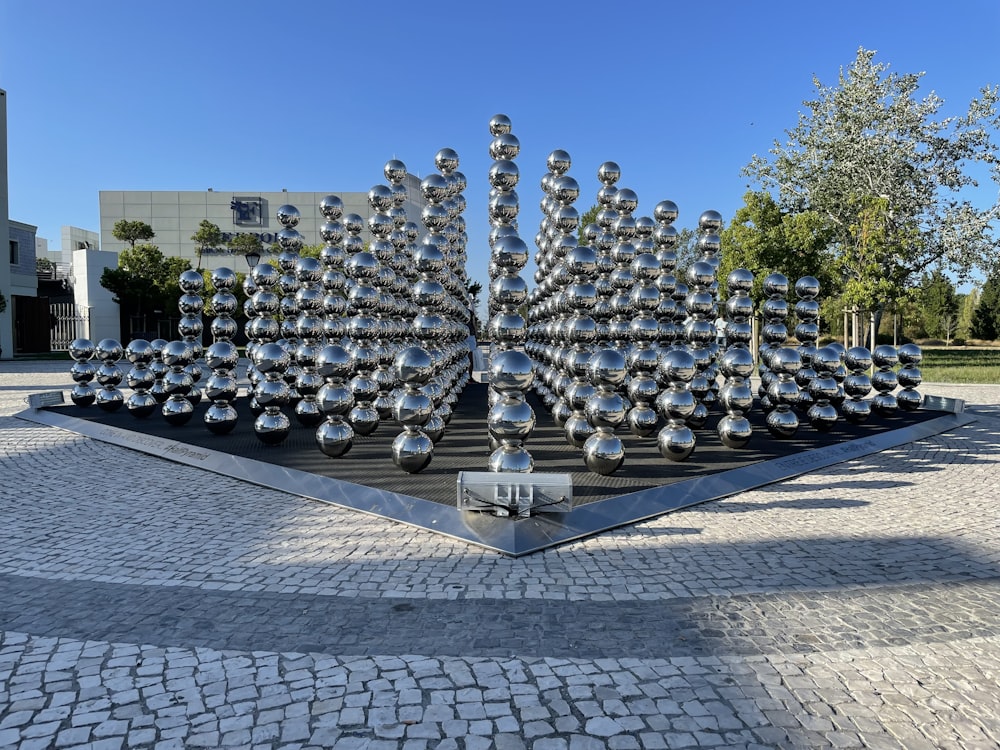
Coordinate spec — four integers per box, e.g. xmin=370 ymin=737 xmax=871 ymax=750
xmin=744 ymin=48 xmax=1000 ymax=326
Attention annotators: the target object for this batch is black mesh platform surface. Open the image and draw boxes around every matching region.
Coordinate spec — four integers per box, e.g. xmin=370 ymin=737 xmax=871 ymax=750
xmin=46 ymin=384 xmax=945 ymax=504
xmin=23 ymin=386 xmax=971 ymax=555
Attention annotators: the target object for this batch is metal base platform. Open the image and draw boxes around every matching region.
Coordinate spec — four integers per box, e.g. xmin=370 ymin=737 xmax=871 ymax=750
xmin=16 ymin=387 xmax=972 ymax=556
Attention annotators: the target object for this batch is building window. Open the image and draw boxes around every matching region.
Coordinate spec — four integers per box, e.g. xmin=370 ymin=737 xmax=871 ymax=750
xmin=9 ymin=239 xmax=18 ymax=265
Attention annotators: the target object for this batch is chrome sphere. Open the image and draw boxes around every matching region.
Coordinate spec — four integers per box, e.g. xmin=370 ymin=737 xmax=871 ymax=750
xmin=204 ymin=373 xmax=238 ymax=402
xmin=394 ymin=346 xmax=434 ymax=386
xmin=490 ymin=349 xmax=535 ymax=392
xmin=762 ymin=273 xmax=789 ymax=298
xmin=70 ymin=383 xmax=97 ymax=407
xmin=717 ymin=414 xmax=753 ymax=449
xmin=178 ymin=269 xmax=205 ymax=294
xmin=348 ymin=404 xmax=380 ymax=436
xmin=125 ymin=365 xmax=155 ymax=392
xmin=488 ymin=397 xmax=536 ymax=441
xmin=95 ymin=338 xmax=124 ymax=363
xmin=872 ymin=345 xmax=899 ymax=369
xmin=720 ymin=347 xmax=755 ymax=379
xmin=655 ymin=388 xmax=697 ymax=421
xmin=204 ymin=402 xmax=239 ymax=434
xmin=872 ymin=392 xmax=898 ymax=415
xmin=657 ymin=349 xmax=696 ymax=384
xmin=392 ymin=431 xmax=434 ymax=473
xmin=585 ymin=391 xmax=627 ymax=429
xmin=597 ymin=161 xmax=621 ymax=186
xmin=69 ymin=338 xmax=96 ymax=361
xmin=871 ymin=368 xmax=899 ymax=394
xmin=161 ymin=395 xmax=194 ymax=425
xmin=794 ymin=276 xmax=820 ymax=299
xmin=897 ymin=365 xmax=922 ymax=389
xmin=204 ymin=341 xmax=239 ymax=371
xmin=845 ymin=346 xmax=873 ymax=372
xmin=487 ymin=443 xmax=534 ymax=473
xmin=564 ymin=413 xmax=597 ymax=448
xmin=124 ymin=339 xmax=154 ymax=365
xmin=317 ymin=383 xmax=353 ymax=415
xmin=807 ymin=402 xmax=839 ymax=431
xmin=434 ymin=147 xmax=460 ymax=175
xmin=423 ymin=413 xmax=446 ymax=444
xmin=897 ymin=343 xmax=922 ymax=366
xmin=254 ymin=410 xmax=291 ymax=444
xmin=395 ymin=390 xmax=434 ymax=427
xmin=276 ymin=204 xmax=301 ymax=228
xmin=125 ymin=391 xmax=157 ymax=418
xmin=627 ymin=404 xmax=659 ymax=438
xmin=489 ymin=133 xmax=521 ymax=160
xmin=489 ymin=113 xmax=512 ymax=135
xmin=583 ymin=432 xmax=625 ymax=475
xmin=314 ymin=419 xmax=353 ymax=458
xmin=727 ymin=268 xmax=754 ymax=294
xmin=698 ymin=210 xmax=723 ymax=232
xmin=588 ymin=349 xmax=627 ymax=387
xmin=657 ymin=423 xmax=695 ymax=461
xmin=897 ymin=388 xmax=923 ymax=411
xmin=841 ymin=397 xmax=872 ymax=424
xmin=319 ymin=194 xmax=344 ymax=221
xmin=252 ymin=342 xmax=291 ymax=374
xmin=654 ymin=200 xmax=679 ymax=225
xmin=765 ymin=408 xmax=799 ymax=438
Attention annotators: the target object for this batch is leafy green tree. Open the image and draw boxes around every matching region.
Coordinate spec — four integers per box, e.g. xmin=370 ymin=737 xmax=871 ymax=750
xmin=190 ymin=220 xmax=223 ymax=271
xmin=578 ymin=205 xmax=600 ymax=243
xmin=112 ymin=219 xmax=155 ymax=250
xmin=228 ymin=233 xmax=265 ymax=262
xmin=36 ymin=257 xmax=54 ymax=273
xmin=719 ymin=191 xmax=836 ymax=303
xmin=744 ymin=47 xmax=1000 ymax=330
xmin=957 ymin=288 xmax=979 ymax=338
xmin=918 ymin=270 xmax=959 ymax=341
xmin=297 ymin=244 xmax=325 ymax=259
xmin=971 ymin=273 xmax=1000 ymax=340
xmin=100 ymin=243 xmax=192 ymax=335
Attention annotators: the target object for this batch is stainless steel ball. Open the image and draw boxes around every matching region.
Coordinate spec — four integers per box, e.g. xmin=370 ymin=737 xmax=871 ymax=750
xmin=765 ymin=408 xmax=799 ymax=438
xmin=489 ymin=113 xmax=512 ymax=136
xmin=254 ymin=410 xmax=291 ymax=444
xmin=204 ymin=402 xmax=239 ymax=434
xmin=583 ymin=432 xmax=625 ymax=475
xmin=657 ymin=423 xmax=695 ymax=461
xmin=717 ymin=414 xmax=753 ymax=449
xmin=276 ymin=204 xmax=301 ymax=228
xmin=161 ymin=395 xmax=194 ymax=425
xmin=392 ymin=430 xmax=434 ymax=473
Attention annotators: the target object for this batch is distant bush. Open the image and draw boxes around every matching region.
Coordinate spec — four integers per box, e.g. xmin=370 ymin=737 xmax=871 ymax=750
xmin=951 ymin=338 xmax=967 ymax=347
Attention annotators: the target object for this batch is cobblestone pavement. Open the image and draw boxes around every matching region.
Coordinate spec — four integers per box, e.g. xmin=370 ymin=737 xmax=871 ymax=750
xmin=1 ymin=361 xmax=999 ymax=749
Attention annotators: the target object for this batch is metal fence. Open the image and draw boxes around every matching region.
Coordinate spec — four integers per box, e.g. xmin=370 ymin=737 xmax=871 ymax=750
xmin=50 ymin=303 xmax=89 ymax=351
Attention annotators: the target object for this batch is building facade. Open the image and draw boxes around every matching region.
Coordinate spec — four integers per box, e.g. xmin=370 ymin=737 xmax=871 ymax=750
xmin=1 ymin=88 xmax=12 ymax=358
xmin=98 ymin=180 xmax=428 ymax=272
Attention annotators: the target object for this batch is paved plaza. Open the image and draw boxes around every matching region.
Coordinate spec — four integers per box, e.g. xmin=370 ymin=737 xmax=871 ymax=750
xmin=1 ymin=360 xmax=999 ymax=749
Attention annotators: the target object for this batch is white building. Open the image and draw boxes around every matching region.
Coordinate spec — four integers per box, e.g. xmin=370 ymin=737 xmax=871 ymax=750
xmin=1 ymin=88 xmax=12 ymax=359
xmin=98 ymin=182 xmax=427 ymax=272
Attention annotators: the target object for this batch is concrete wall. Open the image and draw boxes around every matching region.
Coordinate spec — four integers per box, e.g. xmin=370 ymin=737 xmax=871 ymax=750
xmin=98 ymin=180 xmax=428 ymax=272
xmin=72 ymin=248 xmax=121 ymax=343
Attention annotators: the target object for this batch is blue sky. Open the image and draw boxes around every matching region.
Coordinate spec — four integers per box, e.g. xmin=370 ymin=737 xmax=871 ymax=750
xmin=3 ymin=0 xmax=998 ymax=293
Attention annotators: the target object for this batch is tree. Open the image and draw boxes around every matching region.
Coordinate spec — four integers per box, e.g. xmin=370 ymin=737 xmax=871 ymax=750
xmin=467 ymin=280 xmax=483 ymax=336
xmin=227 ymin=233 xmax=265 ymax=262
xmin=744 ymin=48 xmax=1000 ymax=330
xmin=190 ymin=220 xmax=223 ymax=271
xmin=918 ymin=270 xmax=959 ymax=341
xmin=957 ymin=287 xmax=979 ymax=338
xmin=100 ymin=243 xmax=192 ymax=336
xmin=578 ymin=204 xmax=600 ymax=243
xmin=719 ymin=191 xmax=836 ymax=302
xmin=112 ymin=220 xmax=155 ymax=250
xmin=971 ymin=273 xmax=1000 ymax=340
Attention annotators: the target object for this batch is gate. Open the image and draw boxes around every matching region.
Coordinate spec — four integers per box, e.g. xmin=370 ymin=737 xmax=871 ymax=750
xmin=50 ymin=302 xmax=89 ymax=351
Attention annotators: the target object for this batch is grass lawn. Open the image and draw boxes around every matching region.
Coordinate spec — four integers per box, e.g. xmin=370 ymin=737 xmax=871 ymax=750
xmin=919 ymin=347 xmax=1000 ymax=384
